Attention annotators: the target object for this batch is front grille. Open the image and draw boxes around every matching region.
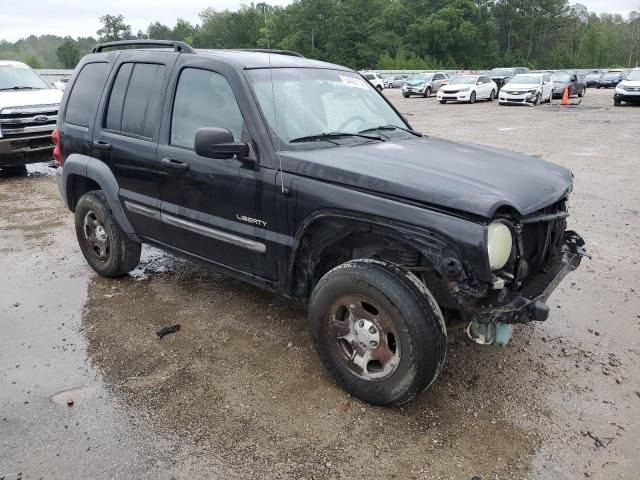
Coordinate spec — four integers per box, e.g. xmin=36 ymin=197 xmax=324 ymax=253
xmin=518 ymin=200 xmax=568 ymax=279
xmin=0 ymin=104 xmax=58 ymax=138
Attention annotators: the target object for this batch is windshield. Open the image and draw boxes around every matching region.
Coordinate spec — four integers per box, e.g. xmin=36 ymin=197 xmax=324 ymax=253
xmin=625 ymin=70 xmax=640 ymax=81
xmin=248 ymin=68 xmax=409 ymax=148
xmin=412 ymin=74 xmax=433 ymax=81
xmin=448 ymin=76 xmax=477 ymax=85
xmin=551 ymin=72 xmax=571 ymax=82
xmin=508 ymin=75 xmax=541 ymax=85
xmin=0 ymin=64 xmax=51 ymax=90
xmin=603 ymin=72 xmax=622 ymax=79
xmin=488 ymin=68 xmax=514 ymax=77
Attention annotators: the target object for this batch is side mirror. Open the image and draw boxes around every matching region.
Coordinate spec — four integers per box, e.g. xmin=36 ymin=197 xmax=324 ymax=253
xmin=195 ymin=127 xmax=250 ymax=161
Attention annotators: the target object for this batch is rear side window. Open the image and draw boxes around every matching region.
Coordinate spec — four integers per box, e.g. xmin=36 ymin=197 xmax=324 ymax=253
xmin=65 ymin=63 xmax=109 ymax=127
xmin=105 ymin=63 xmax=166 ymax=139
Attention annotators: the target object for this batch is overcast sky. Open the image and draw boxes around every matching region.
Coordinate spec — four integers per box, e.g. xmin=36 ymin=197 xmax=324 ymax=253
xmin=1 ymin=0 xmax=638 ymax=42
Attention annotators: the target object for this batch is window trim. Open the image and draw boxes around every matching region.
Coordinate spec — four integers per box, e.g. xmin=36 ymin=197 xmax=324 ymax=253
xmin=101 ymin=61 xmax=166 ymax=141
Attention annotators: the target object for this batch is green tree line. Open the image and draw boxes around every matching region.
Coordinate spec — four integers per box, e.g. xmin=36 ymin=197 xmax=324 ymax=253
xmin=1 ymin=1 xmax=639 ymax=70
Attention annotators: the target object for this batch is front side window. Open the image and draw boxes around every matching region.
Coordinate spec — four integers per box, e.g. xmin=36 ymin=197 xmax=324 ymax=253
xmin=171 ymin=68 xmax=245 ymax=149
xmin=247 ymin=68 xmax=408 ymax=149
xmin=105 ymin=62 xmax=166 ymax=138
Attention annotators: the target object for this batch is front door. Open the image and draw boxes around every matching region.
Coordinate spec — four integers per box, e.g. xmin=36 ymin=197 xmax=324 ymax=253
xmin=157 ymin=64 xmax=279 ymax=280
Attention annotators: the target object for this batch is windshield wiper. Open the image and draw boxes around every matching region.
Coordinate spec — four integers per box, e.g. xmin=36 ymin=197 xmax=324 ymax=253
xmin=359 ymin=124 xmax=423 ymax=137
xmin=289 ymin=131 xmax=386 ymax=144
xmin=0 ymin=86 xmax=42 ymax=91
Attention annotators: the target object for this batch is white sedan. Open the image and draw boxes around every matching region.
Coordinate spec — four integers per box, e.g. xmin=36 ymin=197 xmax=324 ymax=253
xmin=437 ymin=75 xmax=497 ymax=104
xmin=499 ymin=73 xmax=553 ymax=106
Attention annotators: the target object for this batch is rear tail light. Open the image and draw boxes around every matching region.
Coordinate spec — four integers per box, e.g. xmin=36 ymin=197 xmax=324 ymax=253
xmin=52 ymin=128 xmax=61 ymax=165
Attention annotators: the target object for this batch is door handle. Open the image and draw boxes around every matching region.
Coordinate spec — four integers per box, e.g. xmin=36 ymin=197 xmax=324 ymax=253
xmin=93 ymin=140 xmax=111 ymax=151
xmin=161 ymin=157 xmax=190 ymax=171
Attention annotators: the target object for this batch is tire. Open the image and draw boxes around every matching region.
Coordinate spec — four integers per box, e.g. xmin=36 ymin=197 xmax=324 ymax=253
xmin=402 ymin=93 xmax=410 ymax=98
xmin=488 ymin=90 xmax=496 ymax=101
xmin=578 ymin=87 xmax=586 ymax=98
xmin=376 ymin=85 xmax=383 ymax=92
xmin=614 ymin=98 xmax=622 ymax=107
xmin=469 ymin=91 xmax=477 ymax=104
xmin=74 ymin=190 xmax=141 ymax=277
xmin=1 ymin=165 xmax=28 ymax=176
xmin=532 ymin=93 xmax=540 ymax=106
xmin=597 ymin=86 xmax=601 ymax=89
xmin=423 ymin=87 xmax=432 ymax=98
xmin=309 ymin=259 xmax=447 ymax=406
xmin=439 ymin=99 xmax=446 ymax=104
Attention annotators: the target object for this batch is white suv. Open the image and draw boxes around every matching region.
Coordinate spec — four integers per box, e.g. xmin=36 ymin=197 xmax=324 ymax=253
xmin=361 ymin=71 xmax=385 ymax=91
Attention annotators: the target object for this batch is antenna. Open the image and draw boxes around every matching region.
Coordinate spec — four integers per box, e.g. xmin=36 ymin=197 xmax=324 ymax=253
xmin=264 ymin=6 xmax=286 ymax=195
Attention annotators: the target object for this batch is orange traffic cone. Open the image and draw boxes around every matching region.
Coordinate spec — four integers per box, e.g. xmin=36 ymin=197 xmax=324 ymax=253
xmin=561 ymin=86 xmax=569 ymax=105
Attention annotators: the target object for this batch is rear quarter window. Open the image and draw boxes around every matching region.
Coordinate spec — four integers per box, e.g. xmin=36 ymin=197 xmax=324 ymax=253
xmin=65 ymin=62 xmax=110 ymax=128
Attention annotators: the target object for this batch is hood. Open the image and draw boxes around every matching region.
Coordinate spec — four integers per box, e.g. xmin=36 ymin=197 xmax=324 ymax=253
xmin=405 ymin=79 xmax=429 ymax=87
xmin=441 ymin=84 xmax=470 ymax=92
xmin=502 ymin=83 xmax=539 ymax=91
xmin=619 ymin=80 xmax=640 ymax=88
xmin=0 ymin=88 xmax=63 ymax=111
xmin=553 ymin=81 xmax=570 ymax=87
xmin=282 ymin=137 xmax=573 ymax=218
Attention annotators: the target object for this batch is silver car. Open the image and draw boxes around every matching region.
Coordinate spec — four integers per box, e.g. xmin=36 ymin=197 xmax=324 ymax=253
xmin=401 ymin=72 xmax=448 ymax=98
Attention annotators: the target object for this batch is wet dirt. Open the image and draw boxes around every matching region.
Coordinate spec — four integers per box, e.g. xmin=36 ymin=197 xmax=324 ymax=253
xmin=1 ymin=89 xmax=639 ymax=479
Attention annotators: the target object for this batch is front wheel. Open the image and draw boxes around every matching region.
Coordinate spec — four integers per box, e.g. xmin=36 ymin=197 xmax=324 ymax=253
xmin=1 ymin=165 xmax=28 ymax=176
xmin=402 ymin=93 xmax=410 ymax=98
xmin=614 ymin=98 xmax=622 ymax=106
xmin=309 ymin=260 xmax=447 ymax=406
xmin=75 ymin=191 xmax=141 ymax=277
xmin=439 ymin=99 xmax=447 ymax=104
xmin=423 ymin=87 xmax=432 ymax=98
xmin=469 ymin=91 xmax=477 ymax=104
xmin=376 ymin=85 xmax=383 ymax=92
xmin=488 ymin=90 xmax=496 ymax=101
xmin=578 ymin=87 xmax=586 ymax=98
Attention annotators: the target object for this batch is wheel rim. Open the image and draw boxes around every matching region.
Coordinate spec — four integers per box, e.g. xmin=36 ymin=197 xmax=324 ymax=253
xmin=83 ymin=210 xmax=110 ymax=262
xmin=327 ymin=294 xmax=401 ymax=381
xmin=425 ymin=88 xmax=431 ymax=98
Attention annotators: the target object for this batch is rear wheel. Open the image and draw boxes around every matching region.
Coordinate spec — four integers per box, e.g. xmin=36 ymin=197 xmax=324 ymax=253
xmin=309 ymin=260 xmax=447 ymax=406
xmin=75 ymin=190 xmax=141 ymax=277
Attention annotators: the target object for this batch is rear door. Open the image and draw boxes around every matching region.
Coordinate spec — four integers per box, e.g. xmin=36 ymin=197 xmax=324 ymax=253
xmin=432 ymin=73 xmax=447 ymax=91
xmin=92 ymin=51 xmax=178 ymax=242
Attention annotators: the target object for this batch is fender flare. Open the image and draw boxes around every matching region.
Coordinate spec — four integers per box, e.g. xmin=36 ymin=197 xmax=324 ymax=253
xmin=286 ymin=210 xmax=473 ymax=296
xmin=59 ymin=154 xmax=135 ymax=235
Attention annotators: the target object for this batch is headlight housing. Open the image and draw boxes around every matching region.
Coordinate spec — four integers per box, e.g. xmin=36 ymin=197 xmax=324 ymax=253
xmin=459 ymin=87 xmax=470 ymax=92
xmin=487 ymin=221 xmax=513 ymax=271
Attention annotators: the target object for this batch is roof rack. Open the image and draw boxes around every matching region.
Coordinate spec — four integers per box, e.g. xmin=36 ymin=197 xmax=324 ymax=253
xmin=238 ymin=49 xmax=304 ymax=58
xmin=91 ymin=40 xmax=194 ymax=54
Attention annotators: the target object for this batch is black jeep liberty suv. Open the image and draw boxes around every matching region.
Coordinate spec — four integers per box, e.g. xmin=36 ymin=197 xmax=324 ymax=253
xmin=54 ymin=40 xmax=586 ymax=406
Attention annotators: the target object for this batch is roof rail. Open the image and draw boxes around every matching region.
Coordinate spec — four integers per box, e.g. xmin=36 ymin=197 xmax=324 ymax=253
xmin=91 ymin=40 xmax=194 ymax=54
xmin=238 ymin=49 xmax=304 ymax=58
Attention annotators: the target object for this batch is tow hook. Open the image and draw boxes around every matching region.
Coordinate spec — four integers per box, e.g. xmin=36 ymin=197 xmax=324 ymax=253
xmin=466 ymin=322 xmax=513 ymax=346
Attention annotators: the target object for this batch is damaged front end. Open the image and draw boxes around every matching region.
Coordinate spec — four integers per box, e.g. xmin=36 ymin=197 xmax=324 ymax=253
xmin=449 ymin=200 xmax=587 ymax=345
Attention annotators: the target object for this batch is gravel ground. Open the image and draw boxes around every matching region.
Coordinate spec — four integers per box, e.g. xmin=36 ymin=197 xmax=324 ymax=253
xmin=1 ymin=88 xmax=639 ymax=480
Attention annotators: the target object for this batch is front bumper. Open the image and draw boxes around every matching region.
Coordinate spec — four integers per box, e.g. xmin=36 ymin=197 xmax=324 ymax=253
xmin=438 ymin=91 xmax=471 ymax=102
xmin=403 ymin=85 xmax=427 ymax=95
xmin=499 ymin=91 xmax=538 ymax=105
xmin=467 ymin=231 xmax=586 ymax=324
xmin=615 ymin=90 xmax=640 ymax=103
xmin=0 ymin=135 xmax=54 ymax=167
